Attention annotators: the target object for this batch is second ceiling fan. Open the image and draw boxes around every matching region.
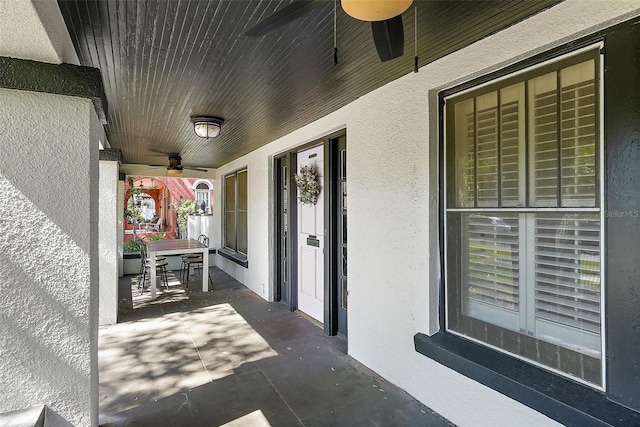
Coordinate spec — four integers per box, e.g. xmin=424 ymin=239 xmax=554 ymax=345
xmin=149 ymin=154 xmax=209 ymax=176
xmin=245 ymin=0 xmax=413 ymax=62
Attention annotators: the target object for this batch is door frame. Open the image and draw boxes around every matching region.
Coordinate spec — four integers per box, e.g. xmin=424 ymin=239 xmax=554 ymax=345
xmin=273 ymin=129 xmax=346 ymax=336
xmin=273 ymin=154 xmax=290 ymax=307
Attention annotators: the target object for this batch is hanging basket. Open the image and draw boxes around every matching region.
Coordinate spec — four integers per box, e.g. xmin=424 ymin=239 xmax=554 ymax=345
xmin=294 ymin=165 xmax=321 ymax=205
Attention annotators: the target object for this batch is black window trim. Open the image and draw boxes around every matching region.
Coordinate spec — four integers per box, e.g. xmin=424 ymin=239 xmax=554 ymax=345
xmin=414 ymin=20 xmax=640 ymax=426
xmin=217 ymin=247 xmax=248 ymax=268
xmin=414 ymin=332 xmax=638 ymax=426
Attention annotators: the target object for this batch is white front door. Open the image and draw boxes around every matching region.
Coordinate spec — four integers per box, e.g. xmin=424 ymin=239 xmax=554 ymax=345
xmin=297 ymin=145 xmax=324 ymax=322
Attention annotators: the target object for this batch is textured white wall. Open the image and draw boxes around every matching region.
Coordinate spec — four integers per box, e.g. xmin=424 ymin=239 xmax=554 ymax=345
xmin=0 ymin=0 xmax=78 ymax=64
xmin=99 ymin=161 xmax=119 ymax=325
xmin=212 ymin=2 xmax=640 ymax=425
xmin=0 ymin=89 xmax=99 ymax=426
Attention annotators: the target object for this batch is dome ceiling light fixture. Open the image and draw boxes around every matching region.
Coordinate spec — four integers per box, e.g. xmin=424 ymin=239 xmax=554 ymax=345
xmin=191 ymin=116 xmax=225 ymax=139
xmin=341 ymin=0 xmax=413 ymax=22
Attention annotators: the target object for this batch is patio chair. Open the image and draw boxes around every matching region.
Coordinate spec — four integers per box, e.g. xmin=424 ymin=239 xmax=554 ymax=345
xmin=180 ymin=235 xmax=213 ymax=288
xmin=149 ymin=216 xmax=163 ymax=232
xmin=180 ymin=234 xmax=207 ymax=278
xmin=137 ymin=239 xmax=169 ymax=292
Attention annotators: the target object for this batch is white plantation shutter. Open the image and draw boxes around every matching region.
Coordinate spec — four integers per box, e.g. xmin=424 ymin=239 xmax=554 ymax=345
xmin=476 ymin=93 xmax=499 ymax=207
xmin=533 ymin=214 xmax=601 ymax=354
xmin=449 ymin=53 xmax=602 ymax=366
xmin=454 ymin=99 xmax=476 ymax=207
xmin=500 ymin=83 xmax=525 ymax=207
xmin=465 ymin=214 xmax=520 ymax=308
xmin=463 ymin=213 xmax=520 ymax=329
xmin=529 ymin=72 xmax=559 ymax=207
xmin=560 ymin=61 xmax=597 ymax=207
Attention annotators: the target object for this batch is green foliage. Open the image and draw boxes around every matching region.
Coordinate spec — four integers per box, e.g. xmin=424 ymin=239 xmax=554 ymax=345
xmin=123 ymin=239 xmax=140 ymax=253
xmin=175 ymin=198 xmax=196 ymax=236
xmin=146 ymin=233 xmax=166 ymax=241
xmin=124 ymin=205 xmax=145 ymax=223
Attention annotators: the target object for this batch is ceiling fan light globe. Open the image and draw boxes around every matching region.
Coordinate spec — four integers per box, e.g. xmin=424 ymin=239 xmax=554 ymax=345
xmin=341 ymin=0 xmax=412 ymax=22
xmin=167 ymin=168 xmax=182 ymax=176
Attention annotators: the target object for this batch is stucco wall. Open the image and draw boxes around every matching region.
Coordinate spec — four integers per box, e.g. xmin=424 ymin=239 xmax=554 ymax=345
xmin=0 ymin=88 xmax=99 ymax=426
xmin=0 ymin=0 xmax=78 ymax=64
xmin=212 ymin=2 xmax=640 ymax=425
xmin=99 ymin=161 xmax=119 ymax=325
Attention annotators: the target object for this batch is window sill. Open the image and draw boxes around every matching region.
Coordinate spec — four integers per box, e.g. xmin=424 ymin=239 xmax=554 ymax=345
xmin=414 ymin=332 xmax=639 ymax=426
xmin=217 ymin=248 xmax=248 ymax=268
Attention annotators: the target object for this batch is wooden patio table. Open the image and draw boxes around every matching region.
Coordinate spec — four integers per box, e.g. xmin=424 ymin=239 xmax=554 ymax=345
xmin=147 ymin=239 xmax=209 ymax=297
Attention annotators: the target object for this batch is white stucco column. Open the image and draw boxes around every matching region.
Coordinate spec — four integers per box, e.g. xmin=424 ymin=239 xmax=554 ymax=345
xmin=0 ymin=88 xmax=101 ymax=426
xmin=99 ymin=154 xmax=120 ymax=325
xmin=0 ymin=2 xmax=101 ymax=425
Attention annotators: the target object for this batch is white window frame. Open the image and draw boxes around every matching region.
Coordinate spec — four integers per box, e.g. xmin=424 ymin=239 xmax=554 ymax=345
xmin=192 ymin=179 xmax=212 ymax=213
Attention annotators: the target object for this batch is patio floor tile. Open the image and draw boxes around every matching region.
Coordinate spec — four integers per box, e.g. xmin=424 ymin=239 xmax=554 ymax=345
xmin=99 ymin=268 xmax=453 ymax=427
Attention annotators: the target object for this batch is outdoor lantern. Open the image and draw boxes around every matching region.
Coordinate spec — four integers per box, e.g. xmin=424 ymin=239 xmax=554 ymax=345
xmin=191 ymin=116 xmax=225 ymax=138
xmin=341 ymin=0 xmax=412 ymax=21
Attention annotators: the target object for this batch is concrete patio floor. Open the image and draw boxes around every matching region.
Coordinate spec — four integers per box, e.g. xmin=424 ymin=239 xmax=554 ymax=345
xmin=99 ymin=267 xmax=454 ymax=426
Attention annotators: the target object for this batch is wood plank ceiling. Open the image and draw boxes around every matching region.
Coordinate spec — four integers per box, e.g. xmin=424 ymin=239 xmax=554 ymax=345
xmin=58 ymin=0 xmax=561 ymax=169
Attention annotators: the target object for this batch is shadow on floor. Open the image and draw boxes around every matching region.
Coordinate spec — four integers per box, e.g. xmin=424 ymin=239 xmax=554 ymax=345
xmin=101 ymin=268 xmax=453 ymax=427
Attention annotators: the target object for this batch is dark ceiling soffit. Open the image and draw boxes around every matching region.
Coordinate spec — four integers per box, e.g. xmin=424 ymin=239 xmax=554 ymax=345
xmin=99 ymin=148 xmax=123 ymax=163
xmin=0 ymin=56 xmax=108 ymax=124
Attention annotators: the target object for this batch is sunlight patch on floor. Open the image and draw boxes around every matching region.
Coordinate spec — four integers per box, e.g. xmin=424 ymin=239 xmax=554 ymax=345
xmin=220 ymin=409 xmax=272 ymax=427
xmin=99 ymin=301 xmax=278 ymax=415
xmin=130 ymin=272 xmax=188 ymax=307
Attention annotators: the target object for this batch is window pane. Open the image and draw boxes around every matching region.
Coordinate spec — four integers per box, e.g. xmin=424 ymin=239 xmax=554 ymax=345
xmin=225 ymin=212 xmax=236 ymax=250
xmin=342 ymin=181 xmax=347 ymax=211
xmin=342 ymin=277 xmax=348 ymax=310
xmin=529 ymin=72 xmax=559 ymax=207
xmin=237 ymin=170 xmax=248 ymax=254
xmin=237 ymin=211 xmax=247 ymax=254
xmin=476 ymin=92 xmax=499 ymax=207
xmin=560 ymin=60 xmax=597 ymax=207
xmin=500 ymin=83 xmax=525 ymax=207
xmin=196 ymin=190 xmax=209 ymax=210
xmin=461 ymin=212 xmax=520 ymax=329
xmin=225 ymin=174 xmax=236 ymax=250
xmin=534 ymin=213 xmax=601 ymax=356
xmin=238 ymin=170 xmax=248 ymax=210
xmin=225 ymin=175 xmax=236 ymax=211
xmin=454 ymin=99 xmax=476 ymax=207
xmin=451 ymin=212 xmax=602 ymax=385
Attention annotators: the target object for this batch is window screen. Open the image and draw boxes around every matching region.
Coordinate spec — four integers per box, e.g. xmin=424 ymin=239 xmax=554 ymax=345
xmin=445 ymin=49 xmax=602 ymax=386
